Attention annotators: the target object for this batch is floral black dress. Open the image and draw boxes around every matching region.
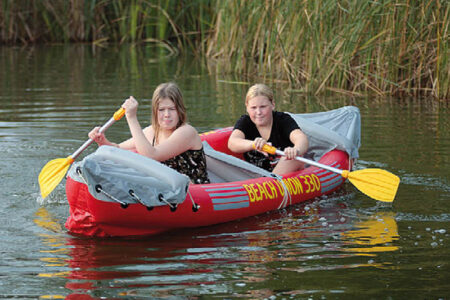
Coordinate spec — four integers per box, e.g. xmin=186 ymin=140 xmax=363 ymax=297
xmin=161 ymin=148 xmax=210 ymax=184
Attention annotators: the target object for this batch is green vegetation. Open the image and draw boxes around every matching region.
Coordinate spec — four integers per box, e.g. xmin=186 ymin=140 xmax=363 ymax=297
xmin=0 ymin=0 xmax=447 ymax=99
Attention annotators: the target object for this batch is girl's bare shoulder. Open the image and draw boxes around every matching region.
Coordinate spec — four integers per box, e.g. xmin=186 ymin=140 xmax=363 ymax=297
xmin=176 ymin=123 xmax=198 ymax=135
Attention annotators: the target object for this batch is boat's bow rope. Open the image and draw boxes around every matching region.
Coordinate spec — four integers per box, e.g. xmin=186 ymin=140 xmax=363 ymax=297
xmin=271 ymin=174 xmax=292 ymax=210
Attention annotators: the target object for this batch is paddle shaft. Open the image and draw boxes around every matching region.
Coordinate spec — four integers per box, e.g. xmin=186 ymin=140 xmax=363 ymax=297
xmin=260 ymin=144 xmax=346 ymax=177
xmin=276 ymin=149 xmax=344 ymax=175
xmin=71 ymin=107 xmax=125 ymax=160
xmin=38 ymin=107 xmax=125 ymax=199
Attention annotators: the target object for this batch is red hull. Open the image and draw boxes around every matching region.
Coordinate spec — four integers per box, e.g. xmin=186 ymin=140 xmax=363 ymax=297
xmin=65 ymin=127 xmax=350 ymax=237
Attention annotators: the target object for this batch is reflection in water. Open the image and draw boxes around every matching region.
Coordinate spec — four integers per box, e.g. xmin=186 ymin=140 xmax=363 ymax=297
xmin=341 ymin=212 xmax=399 ymax=254
xmin=33 ymin=199 xmax=401 ymax=298
xmin=34 ymin=207 xmax=64 ymax=234
xmin=34 ymin=209 xmax=69 ymax=278
xmin=34 ymin=208 xmax=70 ymax=299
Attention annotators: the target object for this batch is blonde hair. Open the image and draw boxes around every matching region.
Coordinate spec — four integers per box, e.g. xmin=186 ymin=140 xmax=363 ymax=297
xmin=152 ymin=82 xmax=187 ymax=143
xmin=245 ymin=84 xmax=274 ymax=105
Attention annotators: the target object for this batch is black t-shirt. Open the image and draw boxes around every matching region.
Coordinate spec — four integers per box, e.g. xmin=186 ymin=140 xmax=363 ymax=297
xmin=233 ymin=111 xmax=300 ymax=171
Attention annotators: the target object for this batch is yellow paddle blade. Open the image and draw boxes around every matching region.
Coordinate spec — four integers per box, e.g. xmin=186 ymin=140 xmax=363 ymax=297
xmin=345 ymin=168 xmax=400 ymax=202
xmin=38 ymin=156 xmax=74 ymax=199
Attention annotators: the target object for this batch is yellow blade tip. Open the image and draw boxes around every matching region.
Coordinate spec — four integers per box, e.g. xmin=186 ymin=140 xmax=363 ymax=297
xmin=348 ymin=168 xmax=400 ymax=202
xmin=38 ymin=157 xmax=74 ymax=199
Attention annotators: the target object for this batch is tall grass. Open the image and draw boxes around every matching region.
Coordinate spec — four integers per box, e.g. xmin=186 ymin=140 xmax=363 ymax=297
xmin=0 ymin=0 xmax=214 ymax=52
xmin=0 ymin=0 xmax=447 ymax=99
xmin=208 ymin=0 xmax=448 ymax=99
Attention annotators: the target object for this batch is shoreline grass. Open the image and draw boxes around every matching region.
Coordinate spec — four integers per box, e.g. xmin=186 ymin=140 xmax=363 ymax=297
xmin=0 ymin=0 xmax=447 ymax=99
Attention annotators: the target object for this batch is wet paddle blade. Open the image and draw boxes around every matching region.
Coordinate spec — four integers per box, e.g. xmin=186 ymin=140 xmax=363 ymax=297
xmin=38 ymin=156 xmax=74 ymax=199
xmin=347 ymin=168 xmax=400 ymax=202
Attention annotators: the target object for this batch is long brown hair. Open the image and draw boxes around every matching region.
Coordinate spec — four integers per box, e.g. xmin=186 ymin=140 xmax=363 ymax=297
xmin=151 ymin=82 xmax=187 ymax=144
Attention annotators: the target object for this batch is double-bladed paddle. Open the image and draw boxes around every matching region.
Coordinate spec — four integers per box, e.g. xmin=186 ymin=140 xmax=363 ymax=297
xmin=260 ymin=144 xmax=400 ymax=202
xmin=38 ymin=107 xmax=125 ymax=199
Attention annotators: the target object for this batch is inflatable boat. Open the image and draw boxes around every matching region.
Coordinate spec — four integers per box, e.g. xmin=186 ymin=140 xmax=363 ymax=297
xmin=65 ymin=106 xmax=361 ymax=237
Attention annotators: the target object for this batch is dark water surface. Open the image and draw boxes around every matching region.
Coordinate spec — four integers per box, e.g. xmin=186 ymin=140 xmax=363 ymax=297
xmin=0 ymin=45 xmax=449 ymax=299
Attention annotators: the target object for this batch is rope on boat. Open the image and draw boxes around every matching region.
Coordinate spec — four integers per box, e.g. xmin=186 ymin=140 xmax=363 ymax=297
xmin=95 ymin=185 xmax=129 ymax=208
xmin=187 ymin=185 xmax=200 ymax=212
xmin=76 ymin=167 xmax=129 ymax=208
xmin=157 ymin=194 xmax=178 ymax=211
xmin=270 ymin=173 xmax=291 ymax=209
xmin=75 ymin=167 xmax=88 ymax=184
xmin=128 ymin=190 xmax=153 ymax=210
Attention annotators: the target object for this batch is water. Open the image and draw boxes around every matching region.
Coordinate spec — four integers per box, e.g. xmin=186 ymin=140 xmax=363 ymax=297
xmin=0 ymin=45 xmax=449 ymax=299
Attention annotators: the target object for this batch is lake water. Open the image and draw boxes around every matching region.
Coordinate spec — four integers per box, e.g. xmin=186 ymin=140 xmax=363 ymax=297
xmin=0 ymin=45 xmax=449 ymax=299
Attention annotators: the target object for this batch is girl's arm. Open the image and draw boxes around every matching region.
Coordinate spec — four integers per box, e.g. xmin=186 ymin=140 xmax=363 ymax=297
xmin=88 ymin=127 xmax=119 ymax=147
xmin=228 ymin=129 xmax=269 ymax=154
xmin=88 ymin=126 xmax=137 ymax=150
xmin=228 ymin=129 xmax=254 ymax=153
xmin=283 ymin=129 xmax=309 ymax=160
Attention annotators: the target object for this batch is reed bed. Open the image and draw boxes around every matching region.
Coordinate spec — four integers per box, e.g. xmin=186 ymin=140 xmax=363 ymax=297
xmin=208 ymin=0 xmax=449 ymax=99
xmin=0 ymin=0 xmax=214 ymax=52
xmin=0 ymin=0 xmax=447 ymax=99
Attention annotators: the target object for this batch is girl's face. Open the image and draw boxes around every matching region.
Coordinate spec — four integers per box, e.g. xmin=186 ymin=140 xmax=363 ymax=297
xmin=246 ymin=95 xmax=274 ymax=127
xmin=157 ymin=98 xmax=179 ymax=131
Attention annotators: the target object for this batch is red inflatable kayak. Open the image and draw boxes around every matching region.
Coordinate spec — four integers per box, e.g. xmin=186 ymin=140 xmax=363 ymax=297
xmin=65 ymin=107 xmax=360 ymax=237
